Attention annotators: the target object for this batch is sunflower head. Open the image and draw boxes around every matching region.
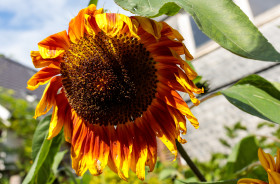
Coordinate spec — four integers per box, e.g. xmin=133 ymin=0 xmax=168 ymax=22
xmin=27 ymin=4 xmax=203 ymax=180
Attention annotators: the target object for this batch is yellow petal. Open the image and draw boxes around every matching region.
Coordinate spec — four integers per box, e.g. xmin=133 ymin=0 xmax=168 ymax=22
xmin=237 ymin=178 xmax=268 ymax=184
xmin=258 ymin=148 xmax=276 ymax=171
xmin=268 ymin=171 xmax=280 ymax=184
xmin=134 ymin=16 xmax=162 ymax=40
xmin=47 ymin=105 xmax=63 ymax=140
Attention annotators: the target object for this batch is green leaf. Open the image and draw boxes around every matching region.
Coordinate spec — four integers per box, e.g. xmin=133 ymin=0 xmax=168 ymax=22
xmin=32 ymin=115 xmax=51 ymax=160
xmin=176 ymin=179 xmax=238 ymax=184
xmin=221 ymin=74 xmax=280 ymax=124
xmin=52 ymin=150 xmax=67 ymax=175
xmin=114 ymin=0 xmax=280 ymax=62
xmin=225 ymin=136 xmax=258 ymax=176
xmin=23 ymin=115 xmax=64 ymax=184
xmin=35 ymin=132 xmax=63 ymax=184
xmin=159 ymin=168 xmax=179 ymax=180
xmin=88 ymin=0 xmax=98 ymax=6
xmin=114 ymin=0 xmax=180 ymax=17
xmin=219 ymin=138 xmax=231 ymax=148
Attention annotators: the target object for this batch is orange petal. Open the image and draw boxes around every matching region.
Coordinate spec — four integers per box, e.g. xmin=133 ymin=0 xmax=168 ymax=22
xmin=71 ymin=146 xmax=88 ymax=176
xmin=68 ymin=4 xmax=102 ymax=42
xmin=258 ymin=148 xmax=276 ymax=171
xmin=145 ymin=133 xmax=157 ymax=172
xmin=145 ymin=104 xmax=177 ymax=158
xmin=128 ymin=123 xmax=148 ymax=181
xmin=62 ymin=103 xmax=73 ymax=143
xmin=47 ymin=105 xmax=62 ymax=140
xmin=34 ymin=76 xmax=62 ymax=118
xmin=31 ymin=51 xmax=61 ymax=68
xmin=117 ymin=124 xmax=133 ymax=179
xmin=237 ymin=178 xmax=268 ymax=184
xmin=106 ymin=125 xmax=126 ymax=180
xmin=95 ymin=13 xmax=139 ymax=38
xmin=175 ymin=69 xmax=203 ymax=105
xmin=84 ymin=14 xmax=100 ymax=35
xmin=169 ymin=48 xmax=196 ymax=79
xmin=276 ymin=149 xmax=280 ymax=173
xmin=161 ymin=22 xmax=184 ymax=41
xmin=38 ymin=30 xmax=70 ymax=59
xmin=268 ymin=171 xmax=280 ymax=184
xmin=72 ymin=117 xmax=88 ymax=156
xmin=48 ymin=92 xmax=71 ymax=140
xmin=27 ymin=64 xmax=60 ymax=90
xmin=167 ymin=106 xmax=187 ymax=143
xmin=86 ymin=125 xmax=110 ymax=176
xmin=157 ymin=83 xmax=199 ymax=129
xmin=136 ymin=120 xmax=157 ymax=172
xmin=134 ymin=16 xmax=162 ymax=40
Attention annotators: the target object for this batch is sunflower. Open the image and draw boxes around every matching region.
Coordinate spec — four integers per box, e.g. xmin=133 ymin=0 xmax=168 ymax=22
xmin=238 ymin=148 xmax=280 ymax=184
xmin=27 ymin=4 xmax=203 ymax=180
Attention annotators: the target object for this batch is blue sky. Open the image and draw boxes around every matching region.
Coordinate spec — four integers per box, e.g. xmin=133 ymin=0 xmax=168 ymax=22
xmin=0 ymin=0 xmax=133 ymax=68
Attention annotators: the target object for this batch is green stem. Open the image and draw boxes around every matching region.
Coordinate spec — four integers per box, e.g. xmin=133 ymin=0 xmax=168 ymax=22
xmin=64 ymin=166 xmax=78 ymax=184
xmin=235 ymin=161 xmax=261 ymax=178
xmin=88 ymin=0 xmax=98 ymax=6
xmin=190 ymin=92 xmax=221 ymax=109
xmin=176 ymin=140 xmax=206 ymax=182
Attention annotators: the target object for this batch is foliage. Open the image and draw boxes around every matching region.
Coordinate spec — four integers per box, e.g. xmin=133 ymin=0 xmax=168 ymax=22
xmin=221 ymin=75 xmax=280 ymax=124
xmin=22 ymin=115 xmax=64 ymax=184
xmin=114 ymin=0 xmax=280 ymax=62
xmin=0 ymin=87 xmax=38 ymax=179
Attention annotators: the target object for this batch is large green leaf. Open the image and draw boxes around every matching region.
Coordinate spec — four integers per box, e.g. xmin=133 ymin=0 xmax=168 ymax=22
xmin=23 ymin=115 xmax=64 ymax=184
xmin=34 ymin=132 xmax=63 ymax=184
xmin=221 ymin=75 xmax=280 ymax=124
xmin=114 ymin=0 xmax=280 ymax=62
xmin=52 ymin=150 xmax=68 ymax=175
xmin=32 ymin=115 xmax=51 ymax=160
xmin=225 ymin=136 xmax=258 ymax=177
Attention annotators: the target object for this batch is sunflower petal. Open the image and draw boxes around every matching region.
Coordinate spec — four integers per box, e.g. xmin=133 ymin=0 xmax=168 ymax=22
xmin=47 ymin=105 xmax=62 ymax=140
xmin=276 ymin=149 xmax=280 ymax=173
xmin=237 ymin=178 xmax=268 ymax=184
xmin=145 ymin=104 xmax=177 ymax=158
xmin=71 ymin=146 xmax=88 ymax=176
xmin=268 ymin=171 xmax=280 ymax=184
xmin=34 ymin=76 xmax=62 ymax=118
xmin=258 ymin=148 xmax=276 ymax=171
xmin=106 ymin=125 xmax=127 ymax=180
xmin=38 ymin=30 xmax=70 ymax=59
xmin=167 ymin=106 xmax=187 ymax=143
xmin=31 ymin=51 xmax=61 ymax=68
xmin=161 ymin=22 xmax=184 ymax=41
xmin=117 ymin=124 xmax=133 ymax=179
xmin=175 ymin=69 xmax=203 ymax=105
xmin=48 ymin=92 xmax=72 ymax=140
xmin=157 ymin=83 xmax=199 ymax=129
xmin=85 ymin=125 xmax=110 ymax=176
xmin=27 ymin=64 xmax=60 ymax=90
xmin=95 ymin=13 xmax=138 ymax=38
xmin=129 ymin=124 xmax=148 ymax=181
xmin=134 ymin=16 xmax=162 ymax=39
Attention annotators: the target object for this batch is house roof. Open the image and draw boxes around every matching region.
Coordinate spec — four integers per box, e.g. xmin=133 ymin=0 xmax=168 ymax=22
xmin=0 ymin=57 xmax=43 ymax=100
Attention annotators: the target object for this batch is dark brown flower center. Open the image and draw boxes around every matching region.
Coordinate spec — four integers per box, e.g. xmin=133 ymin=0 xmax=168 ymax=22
xmin=60 ymin=31 xmax=157 ymax=125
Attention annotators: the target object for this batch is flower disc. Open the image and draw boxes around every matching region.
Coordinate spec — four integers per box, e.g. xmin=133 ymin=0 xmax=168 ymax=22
xmin=61 ymin=32 xmax=157 ymax=125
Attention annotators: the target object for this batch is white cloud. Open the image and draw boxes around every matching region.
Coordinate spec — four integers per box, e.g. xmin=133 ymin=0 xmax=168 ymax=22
xmin=0 ymin=0 xmax=133 ymax=68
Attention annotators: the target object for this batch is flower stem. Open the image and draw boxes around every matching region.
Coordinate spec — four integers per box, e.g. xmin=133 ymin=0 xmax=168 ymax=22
xmin=176 ymin=140 xmax=206 ymax=182
xmin=190 ymin=92 xmax=221 ymax=109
